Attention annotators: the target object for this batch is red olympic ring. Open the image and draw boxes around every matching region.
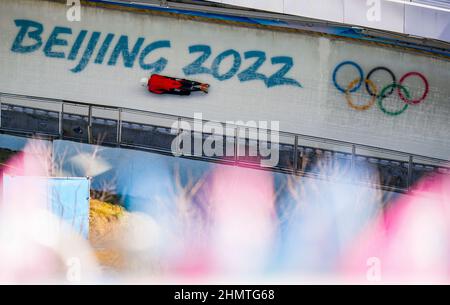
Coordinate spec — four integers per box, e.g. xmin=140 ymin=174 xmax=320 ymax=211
xmin=397 ymin=71 xmax=429 ymax=105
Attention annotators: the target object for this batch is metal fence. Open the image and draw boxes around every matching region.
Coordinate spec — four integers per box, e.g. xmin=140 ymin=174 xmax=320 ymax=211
xmin=0 ymin=92 xmax=448 ymax=193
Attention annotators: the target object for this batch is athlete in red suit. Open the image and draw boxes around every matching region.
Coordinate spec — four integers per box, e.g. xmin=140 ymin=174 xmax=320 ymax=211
xmin=141 ymin=74 xmax=209 ymax=95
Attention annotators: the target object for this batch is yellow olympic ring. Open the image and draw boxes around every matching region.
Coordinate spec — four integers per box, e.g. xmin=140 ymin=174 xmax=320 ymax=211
xmin=344 ymin=78 xmax=377 ymax=111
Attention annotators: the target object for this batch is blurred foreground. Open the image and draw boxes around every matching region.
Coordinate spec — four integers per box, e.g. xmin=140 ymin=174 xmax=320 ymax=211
xmin=0 ymin=139 xmax=449 ymax=284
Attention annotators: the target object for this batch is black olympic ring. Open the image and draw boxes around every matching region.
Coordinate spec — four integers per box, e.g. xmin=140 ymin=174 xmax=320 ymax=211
xmin=365 ymin=67 xmax=396 ymax=98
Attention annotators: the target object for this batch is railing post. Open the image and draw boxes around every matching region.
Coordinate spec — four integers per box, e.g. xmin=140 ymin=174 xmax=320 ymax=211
xmin=234 ymin=126 xmax=238 ymax=164
xmin=351 ymin=144 xmax=356 ymax=173
xmin=176 ymin=117 xmax=181 ymax=156
xmin=59 ymin=102 xmax=64 ymax=139
xmin=116 ymin=108 xmax=122 ymax=146
xmin=0 ymin=94 xmax=2 ymax=129
xmin=407 ymin=155 xmax=413 ymax=192
xmin=293 ymin=135 xmax=298 ymax=175
xmin=87 ymin=105 xmax=93 ymax=144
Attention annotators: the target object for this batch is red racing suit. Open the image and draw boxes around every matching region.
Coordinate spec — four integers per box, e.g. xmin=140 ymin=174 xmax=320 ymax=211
xmin=147 ymin=74 xmax=183 ymax=94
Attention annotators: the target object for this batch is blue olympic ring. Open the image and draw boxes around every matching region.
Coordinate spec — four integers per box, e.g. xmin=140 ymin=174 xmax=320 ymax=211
xmin=332 ymin=61 xmax=364 ymax=93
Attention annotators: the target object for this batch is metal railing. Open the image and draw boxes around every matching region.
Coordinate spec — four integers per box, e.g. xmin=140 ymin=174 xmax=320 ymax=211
xmin=0 ymin=91 xmax=449 ymax=193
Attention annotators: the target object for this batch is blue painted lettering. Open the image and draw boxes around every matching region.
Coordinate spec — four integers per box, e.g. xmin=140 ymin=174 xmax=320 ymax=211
xmin=108 ymin=35 xmax=144 ymax=68
xmin=9 ymin=19 xmax=303 ymax=88
xmin=11 ymin=19 xmax=44 ymax=53
xmin=183 ymin=45 xmax=212 ymax=76
xmin=139 ymin=40 xmax=171 ymax=73
xmin=211 ymin=49 xmax=241 ymax=81
xmin=68 ymin=30 xmax=87 ymax=60
xmin=71 ymin=32 xmax=101 ymax=73
xmin=43 ymin=26 xmax=72 ymax=58
xmin=237 ymin=50 xmax=267 ymax=83
xmin=94 ymin=33 xmax=114 ymax=64
xmin=266 ymin=56 xmax=302 ymax=88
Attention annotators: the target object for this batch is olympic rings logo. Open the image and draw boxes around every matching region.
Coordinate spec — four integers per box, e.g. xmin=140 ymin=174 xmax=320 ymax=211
xmin=332 ymin=61 xmax=429 ymax=116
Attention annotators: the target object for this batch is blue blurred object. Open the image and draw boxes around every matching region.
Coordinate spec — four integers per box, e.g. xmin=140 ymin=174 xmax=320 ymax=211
xmin=2 ymin=175 xmax=90 ymax=238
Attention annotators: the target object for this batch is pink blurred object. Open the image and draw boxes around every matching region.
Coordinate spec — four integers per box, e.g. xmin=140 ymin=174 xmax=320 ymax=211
xmin=209 ymin=165 xmax=276 ymax=275
xmin=342 ymin=172 xmax=450 ymax=283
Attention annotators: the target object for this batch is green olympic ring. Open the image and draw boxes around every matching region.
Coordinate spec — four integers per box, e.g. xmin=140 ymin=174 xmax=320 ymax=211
xmin=377 ymin=83 xmax=411 ymax=116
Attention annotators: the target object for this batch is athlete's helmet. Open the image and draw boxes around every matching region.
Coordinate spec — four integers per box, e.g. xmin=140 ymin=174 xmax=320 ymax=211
xmin=140 ymin=77 xmax=148 ymax=87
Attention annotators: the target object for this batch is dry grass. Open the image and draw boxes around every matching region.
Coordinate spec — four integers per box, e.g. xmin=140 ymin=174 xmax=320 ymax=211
xmin=89 ymin=199 xmax=167 ymax=276
xmin=89 ymin=199 xmax=128 ymax=271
